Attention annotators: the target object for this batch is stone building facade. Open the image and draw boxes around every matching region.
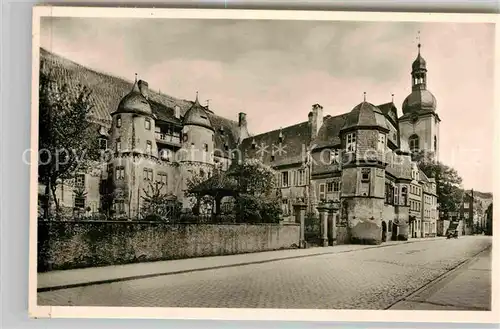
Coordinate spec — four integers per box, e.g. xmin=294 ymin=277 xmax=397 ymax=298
xmin=40 ymin=44 xmax=439 ymax=243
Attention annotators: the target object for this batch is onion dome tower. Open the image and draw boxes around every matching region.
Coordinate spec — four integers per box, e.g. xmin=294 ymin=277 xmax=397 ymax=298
xmin=399 ymin=37 xmax=441 ymax=160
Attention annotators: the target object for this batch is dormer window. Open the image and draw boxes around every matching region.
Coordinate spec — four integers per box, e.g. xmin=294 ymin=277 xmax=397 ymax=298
xmin=224 ymin=143 xmax=229 ymax=151
xmin=220 ymin=126 xmax=225 ymax=135
xmin=278 ymin=129 xmax=283 ymax=143
xmin=145 ymin=118 xmax=151 ymax=130
xmin=251 ymin=139 xmax=256 ymax=149
xmin=116 ymin=115 xmax=122 ymax=128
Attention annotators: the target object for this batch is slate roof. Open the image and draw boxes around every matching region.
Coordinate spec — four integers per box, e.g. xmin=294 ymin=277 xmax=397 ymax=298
xmin=341 ymin=102 xmax=388 ymax=131
xmin=311 ymin=114 xmax=348 ymax=150
xmin=402 ymin=89 xmax=437 ymax=115
xmin=240 ymin=122 xmax=311 ymax=167
xmin=412 ymin=52 xmax=427 ymax=72
xmin=113 ymin=81 xmax=153 ymax=116
xmin=40 ymin=48 xmax=240 ymax=157
xmin=183 ymin=97 xmax=214 ymax=131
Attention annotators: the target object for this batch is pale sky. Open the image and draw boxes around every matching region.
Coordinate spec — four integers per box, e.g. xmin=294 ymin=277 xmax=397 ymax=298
xmin=40 ymin=17 xmax=495 ymax=193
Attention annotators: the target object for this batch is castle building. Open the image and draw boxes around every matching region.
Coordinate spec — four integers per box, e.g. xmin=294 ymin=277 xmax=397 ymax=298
xmin=40 ymin=42 xmax=439 ymax=243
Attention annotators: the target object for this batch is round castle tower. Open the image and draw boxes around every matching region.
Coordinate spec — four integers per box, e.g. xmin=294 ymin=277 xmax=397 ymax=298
xmin=178 ymin=93 xmax=216 ymax=210
xmin=107 ymin=76 xmax=158 ymax=218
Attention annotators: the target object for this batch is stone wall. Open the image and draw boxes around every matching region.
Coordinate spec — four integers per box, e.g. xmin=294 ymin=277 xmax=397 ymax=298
xmin=38 ymin=221 xmax=300 ymax=272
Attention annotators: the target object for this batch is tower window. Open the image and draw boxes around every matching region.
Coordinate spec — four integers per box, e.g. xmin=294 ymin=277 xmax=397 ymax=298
xmin=116 ymin=115 xmax=122 ymax=128
xmin=116 ymin=138 xmax=121 ymax=152
xmin=143 ymin=168 xmax=153 ymax=181
xmin=409 ymin=134 xmax=420 ymax=152
xmin=401 ymin=186 xmax=408 ymax=206
xmin=157 ymin=173 xmax=168 ymax=185
xmin=146 ymin=141 xmax=152 ymax=155
xmin=333 ymin=181 xmax=341 ymax=192
xmin=115 ymin=166 xmax=125 ymax=180
xmin=434 ymin=136 xmax=437 ymax=152
xmin=361 ymin=168 xmax=370 ymax=182
xmin=319 ymin=183 xmax=326 ymax=201
xmin=346 ymin=132 xmax=356 ymax=153
xmin=377 ymin=133 xmax=386 ymax=152
xmin=204 ymin=143 xmax=209 ymax=152
xmin=145 ymin=118 xmax=151 ymax=130
xmin=99 ymin=138 xmax=108 ymax=150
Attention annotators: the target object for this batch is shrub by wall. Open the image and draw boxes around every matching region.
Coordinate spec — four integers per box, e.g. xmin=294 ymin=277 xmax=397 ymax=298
xmin=37 ymin=221 xmax=300 ymax=272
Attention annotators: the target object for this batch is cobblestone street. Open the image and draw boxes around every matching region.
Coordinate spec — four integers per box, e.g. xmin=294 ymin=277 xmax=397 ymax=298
xmin=38 ymin=236 xmax=492 ymax=310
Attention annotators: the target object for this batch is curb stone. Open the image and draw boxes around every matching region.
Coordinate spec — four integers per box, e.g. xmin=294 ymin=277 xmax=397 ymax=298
xmin=38 ymin=237 xmax=445 ymax=292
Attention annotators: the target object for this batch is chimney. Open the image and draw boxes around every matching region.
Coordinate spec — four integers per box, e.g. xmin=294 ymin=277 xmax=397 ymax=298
xmin=138 ymin=80 xmax=149 ymax=99
xmin=238 ymin=112 xmax=247 ymax=127
xmin=310 ymin=103 xmax=323 ymax=140
xmin=174 ymin=105 xmax=181 ymax=119
xmin=238 ymin=112 xmax=249 ymax=142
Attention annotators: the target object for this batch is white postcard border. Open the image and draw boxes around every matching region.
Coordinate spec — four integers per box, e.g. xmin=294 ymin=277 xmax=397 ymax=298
xmin=29 ymin=6 xmax=500 ymax=323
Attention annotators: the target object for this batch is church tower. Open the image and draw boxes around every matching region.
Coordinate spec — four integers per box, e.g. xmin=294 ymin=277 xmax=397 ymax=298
xmin=399 ymin=40 xmax=441 ymax=161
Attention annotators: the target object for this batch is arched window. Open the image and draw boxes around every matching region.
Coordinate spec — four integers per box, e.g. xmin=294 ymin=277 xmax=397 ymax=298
xmin=409 ymin=134 xmax=420 ymax=152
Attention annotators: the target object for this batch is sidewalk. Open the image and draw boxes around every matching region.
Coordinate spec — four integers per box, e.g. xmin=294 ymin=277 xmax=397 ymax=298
xmin=38 ymin=236 xmax=444 ymax=291
xmin=389 ymin=245 xmax=492 ymax=310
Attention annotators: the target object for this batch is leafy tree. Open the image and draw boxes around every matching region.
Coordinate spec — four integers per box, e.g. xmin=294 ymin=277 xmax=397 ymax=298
xmin=230 ymin=159 xmax=282 ymax=223
xmin=38 ymin=68 xmax=101 ymax=217
xmin=417 ymin=152 xmax=464 ymax=217
xmin=141 ymin=181 xmax=180 ymax=221
xmin=186 ymin=159 xmax=283 ymax=223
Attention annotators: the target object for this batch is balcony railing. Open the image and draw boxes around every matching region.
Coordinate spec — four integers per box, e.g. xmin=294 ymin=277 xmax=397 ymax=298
xmin=155 ymin=133 xmax=181 ymax=145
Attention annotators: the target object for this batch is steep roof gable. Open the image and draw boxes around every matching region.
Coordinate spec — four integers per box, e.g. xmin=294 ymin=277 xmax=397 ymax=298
xmin=40 ymin=48 xmax=240 ymax=157
xmin=240 ymin=122 xmax=311 ymax=167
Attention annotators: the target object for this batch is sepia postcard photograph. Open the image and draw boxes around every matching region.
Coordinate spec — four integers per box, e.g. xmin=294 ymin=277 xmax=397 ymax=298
xmin=29 ymin=6 xmax=499 ymax=323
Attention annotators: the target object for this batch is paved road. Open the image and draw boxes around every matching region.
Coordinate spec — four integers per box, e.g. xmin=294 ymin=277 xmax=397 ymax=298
xmin=38 ymin=236 xmax=492 ymax=310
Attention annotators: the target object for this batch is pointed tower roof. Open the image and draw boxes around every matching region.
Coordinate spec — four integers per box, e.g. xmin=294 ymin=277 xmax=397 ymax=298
xmin=341 ymin=99 xmax=388 ymax=132
xmin=412 ymin=43 xmax=427 ymax=72
xmin=403 ymin=41 xmax=437 ymax=115
xmin=183 ymin=92 xmax=214 ymax=131
xmin=113 ymin=74 xmax=153 ymax=116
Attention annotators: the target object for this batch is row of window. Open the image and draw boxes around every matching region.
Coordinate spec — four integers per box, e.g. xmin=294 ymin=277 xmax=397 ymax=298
xmin=115 ymin=115 xmax=151 ymax=130
xmin=410 ymin=200 xmax=422 ymax=212
xmin=280 ymin=169 xmax=307 ymax=188
xmin=410 ymin=184 xmax=421 ymax=196
xmin=110 ymin=165 xmax=169 ymax=184
xmin=318 ymin=181 xmax=341 ymax=201
xmin=344 ymin=132 xmax=387 ymax=153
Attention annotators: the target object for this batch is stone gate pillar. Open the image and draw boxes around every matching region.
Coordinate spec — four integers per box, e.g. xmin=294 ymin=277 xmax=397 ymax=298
xmin=293 ymin=202 xmax=307 ymax=249
xmin=317 ymin=202 xmax=330 ymax=247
